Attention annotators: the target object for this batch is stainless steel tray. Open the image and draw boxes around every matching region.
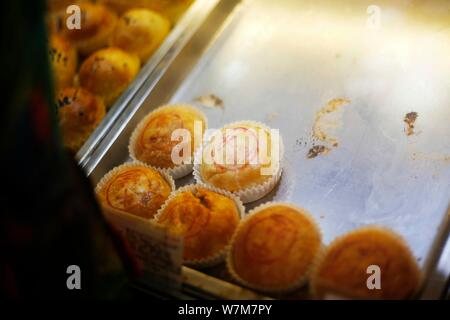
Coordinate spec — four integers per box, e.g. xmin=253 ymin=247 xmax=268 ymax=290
xmin=82 ymin=0 xmax=450 ymax=299
xmin=76 ymin=0 xmax=220 ymax=166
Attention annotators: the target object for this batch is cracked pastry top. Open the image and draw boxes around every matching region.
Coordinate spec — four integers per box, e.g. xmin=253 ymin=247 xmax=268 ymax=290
xmin=130 ymin=104 xmax=206 ymax=169
xmin=49 ymin=35 xmax=77 ymax=91
xmin=56 ymin=87 xmax=105 ymax=152
xmin=96 ymin=163 xmax=172 ymax=219
xmin=229 ymin=204 xmax=321 ymax=291
xmin=62 ymin=2 xmax=118 ymax=56
xmin=199 ymin=122 xmax=279 ymax=192
xmin=311 ymin=227 xmax=421 ymax=300
xmin=111 ymin=8 xmax=171 ymax=61
xmin=79 ymin=47 xmax=140 ymax=107
xmin=156 ymin=186 xmax=240 ymax=262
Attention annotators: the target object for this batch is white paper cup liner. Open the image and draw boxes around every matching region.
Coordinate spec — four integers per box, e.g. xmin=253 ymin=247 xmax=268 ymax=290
xmin=94 ymin=160 xmax=176 ymax=219
xmin=154 ymin=184 xmax=246 ymax=268
xmin=226 ymin=201 xmax=323 ymax=294
xmin=129 ymin=103 xmax=208 ymax=179
xmin=193 ymin=120 xmax=284 ymax=204
xmin=309 ymin=225 xmax=422 ymax=300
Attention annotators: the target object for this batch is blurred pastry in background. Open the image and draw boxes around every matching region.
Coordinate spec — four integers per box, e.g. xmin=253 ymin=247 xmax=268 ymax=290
xmin=49 ymin=34 xmax=78 ymax=91
xmin=56 ymin=87 xmax=106 ymax=152
xmin=99 ymin=0 xmax=194 ymax=24
xmin=310 ymin=227 xmax=421 ymax=300
xmin=62 ymin=2 xmax=118 ymax=56
xmin=46 ymin=8 xmax=66 ymax=35
xmin=79 ymin=47 xmax=140 ymax=107
xmin=159 ymin=0 xmax=194 ymax=24
xmin=111 ymin=8 xmax=170 ymax=61
xmin=47 ymin=0 xmax=90 ymax=12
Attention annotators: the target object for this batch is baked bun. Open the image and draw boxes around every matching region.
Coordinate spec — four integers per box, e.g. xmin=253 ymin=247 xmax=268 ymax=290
xmin=99 ymin=0 xmax=193 ymax=24
xmin=311 ymin=227 xmax=421 ymax=300
xmin=111 ymin=8 xmax=171 ymax=61
xmin=62 ymin=2 xmax=118 ymax=56
xmin=199 ymin=121 xmax=281 ymax=192
xmin=129 ymin=104 xmax=206 ymax=169
xmin=156 ymin=185 xmax=240 ymax=263
xmin=46 ymin=9 xmax=66 ymax=35
xmin=56 ymin=87 xmax=105 ymax=152
xmin=228 ymin=203 xmax=322 ymax=292
xmin=47 ymin=0 xmax=90 ymax=12
xmin=49 ymin=35 xmax=77 ymax=90
xmin=79 ymin=47 xmax=140 ymax=107
xmin=95 ymin=162 xmax=173 ymax=219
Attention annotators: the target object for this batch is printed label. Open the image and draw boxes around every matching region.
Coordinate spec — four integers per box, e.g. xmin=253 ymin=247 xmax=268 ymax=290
xmin=103 ymin=207 xmax=183 ymax=290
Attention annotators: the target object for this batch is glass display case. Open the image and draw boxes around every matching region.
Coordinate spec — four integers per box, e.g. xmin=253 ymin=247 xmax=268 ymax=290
xmin=54 ymin=0 xmax=450 ymax=300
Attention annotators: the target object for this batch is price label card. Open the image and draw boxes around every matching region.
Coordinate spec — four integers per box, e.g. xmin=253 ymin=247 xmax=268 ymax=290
xmin=102 ymin=207 xmax=183 ymax=291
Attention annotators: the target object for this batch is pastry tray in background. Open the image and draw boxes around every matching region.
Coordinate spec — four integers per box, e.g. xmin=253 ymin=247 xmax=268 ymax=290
xmin=80 ymin=0 xmax=450 ymax=299
xmin=76 ymin=0 xmax=219 ymax=167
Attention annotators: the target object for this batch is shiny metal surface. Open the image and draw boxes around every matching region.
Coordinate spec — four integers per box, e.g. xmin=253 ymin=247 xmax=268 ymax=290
xmin=85 ymin=0 xmax=450 ymax=298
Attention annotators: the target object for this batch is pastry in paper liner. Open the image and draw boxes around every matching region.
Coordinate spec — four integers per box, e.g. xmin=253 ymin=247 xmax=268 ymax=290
xmin=194 ymin=120 xmax=284 ymax=203
xmin=227 ymin=202 xmax=322 ymax=294
xmin=309 ymin=226 xmax=422 ymax=300
xmin=154 ymin=184 xmax=245 ymax=268
xmin=95 ymin=161 xmax=175 ymax=219
xmin=129 ymin=104 xmax=207 ymax=179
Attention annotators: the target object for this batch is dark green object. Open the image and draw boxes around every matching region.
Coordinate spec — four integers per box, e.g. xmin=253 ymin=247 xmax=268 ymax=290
xmin=0 ymin=0 xmax=134 ymax=299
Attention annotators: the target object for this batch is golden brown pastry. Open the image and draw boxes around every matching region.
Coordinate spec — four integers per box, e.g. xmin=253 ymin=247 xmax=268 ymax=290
xmin=129 ymin=104 xmax=206 ymax=169
xmin=159 ymin=0 xmax=194 ymax=24
xmin=99 ymin=0 xmax=194 ymax=24
xmin=79 ymin=47 xmax=140 ymax=107
xmin=62 ymin=2 xmax=118 ymax=56
xmin=156 ymin=186 xmax=240 ymax=262
xmin=49 ymin=35 xmax=77 ymax=91
xmin=199 ymin=121 xmax=281 ymax=193
xmin=111 ymin=9 xmax=171 ymax=61
xmin=47 ymin=0 xmax=90 ymax=12
xmin=311 ymin=227 xmax=421 ymax=300
xmin=46 ymin=9 xmax=65 ymax=35
xmin=56 ymin=87 xmax=105 ymax=152
xmin=46 ymin=1 xmax=92 ymax=34
xmin=228 ymin=203 xmax=322 ymax=292
xmin=96 ymin=162 xmax=173 ymax=219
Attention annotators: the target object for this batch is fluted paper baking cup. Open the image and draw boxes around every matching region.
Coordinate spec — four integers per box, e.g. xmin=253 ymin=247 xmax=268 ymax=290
xmin=226 ymin=201 xmax=323 ymax=294
xmin=154 ymin=184 xmax=245 ymax=268
xmin=309 ymin=226 xmax=423 ymax=300
xmin=94 ymin=160 xmax=176 ymax=219
xmin=193 ymin=120 xmax=284 ymax=203
xmin=129 ymin=104 xmax=208 ymax=179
